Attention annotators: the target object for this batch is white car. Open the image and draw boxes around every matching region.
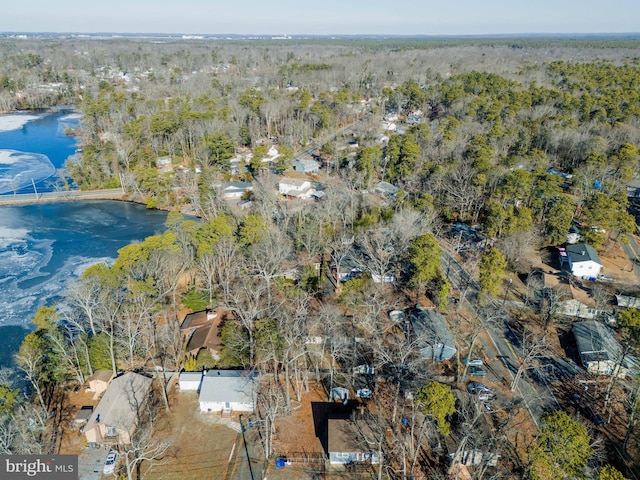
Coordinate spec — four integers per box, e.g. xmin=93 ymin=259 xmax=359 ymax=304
xmin=103 ymin=450 xmax=118 ymax=475
xmin=463 ymin=358 xmax=484 ymax=367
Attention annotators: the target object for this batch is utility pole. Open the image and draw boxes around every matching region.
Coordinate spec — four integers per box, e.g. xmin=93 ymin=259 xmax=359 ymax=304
xmin=502 ymin=278 xmax=512 ymax=306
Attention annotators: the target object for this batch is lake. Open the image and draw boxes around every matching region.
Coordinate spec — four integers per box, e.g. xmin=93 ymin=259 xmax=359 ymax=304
xmin=0 ymin=112 xmax=169 ymax=367
xmin=0 ymin=109 xmax=80 ymax=194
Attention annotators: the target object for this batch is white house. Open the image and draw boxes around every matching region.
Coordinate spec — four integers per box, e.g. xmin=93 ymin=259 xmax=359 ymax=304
xmin=278 ymin=177 xmax=315 ymax=199
xmin=219 ymin=182 xmax=253 ymax=199
xmin=198 ymin=370 xmax=258 ymax=414
xmin=178 ymin=372 xmax=203 ymax=391
xmin=559 ymin=244 xmax=602 ymax=279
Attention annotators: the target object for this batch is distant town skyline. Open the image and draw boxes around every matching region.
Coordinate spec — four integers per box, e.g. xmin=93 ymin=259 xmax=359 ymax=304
xmin=3 ymin=0 xmax=639 ymax=36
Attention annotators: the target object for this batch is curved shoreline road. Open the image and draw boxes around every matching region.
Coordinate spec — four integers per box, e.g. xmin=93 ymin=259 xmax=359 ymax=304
xmin=0 ymin=188 xmax=126 ymax=206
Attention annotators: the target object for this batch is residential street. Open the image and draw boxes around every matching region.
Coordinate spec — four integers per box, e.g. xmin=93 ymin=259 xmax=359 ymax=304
xmin=440 ymin=245 xmax=568 ymax=427
xmin=622 ymin=234 xmax=640 ymax=282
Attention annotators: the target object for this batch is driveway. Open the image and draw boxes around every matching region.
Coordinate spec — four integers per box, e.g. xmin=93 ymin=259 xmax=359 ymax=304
xmin=78 ymin=447 xmax=111 ymax=480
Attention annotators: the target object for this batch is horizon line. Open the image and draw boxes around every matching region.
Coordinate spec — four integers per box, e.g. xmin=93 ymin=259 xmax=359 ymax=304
xmin=1 ymin=31 xmax=640 ymax=38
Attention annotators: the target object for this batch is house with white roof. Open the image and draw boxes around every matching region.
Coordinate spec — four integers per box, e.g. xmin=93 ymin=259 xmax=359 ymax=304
xmin=198 ymin=370 xmax=258 ymax=415
xmin=279 ymin=177 xmax=315 ymax=199
xmin=218 ymin=182 xmax=253 ymax=199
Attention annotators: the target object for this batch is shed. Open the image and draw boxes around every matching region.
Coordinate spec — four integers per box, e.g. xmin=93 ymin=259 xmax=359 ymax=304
xmin=573 ymin=320 xmax=627 ymax=378
xmin=410 ymin=308 xmax=457 ymax=361
xmin=179 ymin=372 xmax=203 ymax=391
xmin=88 ymin=370 xmax=114 ymax=395
xmin=74 ymin=406 xmax=93 ymax=426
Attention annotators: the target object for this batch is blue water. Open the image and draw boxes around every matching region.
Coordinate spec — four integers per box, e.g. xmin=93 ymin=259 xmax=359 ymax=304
xmin=0 ymin=112 xmax=170 ymax=367
xmin=0 ymin=110 xmax=79 ymax=194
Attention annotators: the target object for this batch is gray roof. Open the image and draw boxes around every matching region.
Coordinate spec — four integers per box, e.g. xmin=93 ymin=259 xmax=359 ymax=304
xmin=199 ymin=370 xmax=258 ymax=405
xmin=573 ymin=320 xmax=623 ymax=364
xmin=373 ymin=181 xmax=400 ymax=196
xmin=280 ymin=177 xmax=309 ymax=187
xmin=222 ymin=181 xmax=252 ymax=191
xmin=179 ymin=372 xmax=203 ymax=382
xmin=294 ymin=159 xmax=320 ymax=170
xmin=410 ymin=309 xmax=457 ymax=357
xmin=566 ymin=244 xmax=601 ymax=265
xmin=84 ymin=372 xmax=152 ymax=433
xmin=615 ymin=295 xmax=640 ymax=308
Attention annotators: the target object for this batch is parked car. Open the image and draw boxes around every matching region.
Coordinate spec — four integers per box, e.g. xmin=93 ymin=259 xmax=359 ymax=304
xmin=356 ymin=388 xmax=372 ymax=399
xmin=468 ymin=366 xmax=487 ymax=377
xmin=583 ymin=405 xmax=606 ymax=427
xmin=463 ymin=358 xmax=484 ymax=367
xmin=103 ymin=450 xmax=119 ymax=475
xmin=467 ymin=382 xmax=491 ymax=395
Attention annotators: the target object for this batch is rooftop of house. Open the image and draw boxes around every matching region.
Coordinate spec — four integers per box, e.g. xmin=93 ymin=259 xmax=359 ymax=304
xmin=280 ymin=177 xmax=310 ymax=187
xmin=88 ymin=369 xmax=114 ymax=384
xmin=181 ymin=308 xmax=226 ymax=355
xmin=84 ymin=372 xmax=153 ymax=433
xmin=615 ymin=294 xmax=640 ymax=308
xmin=222 ymin=181 xmax=253 ymax=191
xmin=573 ymin=320 xmax=623 ymax=363
xmin=566 ymin=243 xmax=602 ymax=265
xmin=327 ymin=415 xmax=360 ymax=452
xmin=410 ymin=308 xmax=456 ymax=348
xmin=373 ymin=181 xmax=400 ymax=196
xmin=181 ymin=308 xmax=223 ymax=331
xmin=198 ymin=370 xmax=258 ymax=405
xmin=295 ymin=158 xmax=320 ymax=166
xmin=179 ymin=372 xmax=203 ymax=382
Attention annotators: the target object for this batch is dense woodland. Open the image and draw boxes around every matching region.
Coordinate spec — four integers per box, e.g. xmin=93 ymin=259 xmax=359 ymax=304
xmin=0 ymin=37 xmax=640 ymax=479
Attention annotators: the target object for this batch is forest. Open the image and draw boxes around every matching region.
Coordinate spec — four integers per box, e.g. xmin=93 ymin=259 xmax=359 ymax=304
xmin=0 ymin=36 xmax=639 ymax=479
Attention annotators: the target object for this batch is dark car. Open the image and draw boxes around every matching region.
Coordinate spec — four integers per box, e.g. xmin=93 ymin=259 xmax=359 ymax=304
xmin=468 ymin=366 xmax=487 ymax=377
xmin=583 ymin=406 xmax=606 ymax=426
xmin=466 ymin=382 xmax=491 ymax=394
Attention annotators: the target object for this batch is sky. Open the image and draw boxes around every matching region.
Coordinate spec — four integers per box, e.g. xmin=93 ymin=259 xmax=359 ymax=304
xmin=2 ymin=0 xmax=639 ymax=36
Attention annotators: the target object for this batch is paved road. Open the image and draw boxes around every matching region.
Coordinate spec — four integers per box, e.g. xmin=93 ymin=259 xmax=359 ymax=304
xmin=440 ymin=244 xmax=568 ymax=426
xmin=0 ymin=188 xmax=125 ymax=206
xmin=622 ymin=234 xmax=640 ymax=282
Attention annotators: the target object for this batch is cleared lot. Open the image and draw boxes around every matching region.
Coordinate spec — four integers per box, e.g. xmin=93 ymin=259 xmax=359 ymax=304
xmin=141 ymin=392 xmax=239 ymax=480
